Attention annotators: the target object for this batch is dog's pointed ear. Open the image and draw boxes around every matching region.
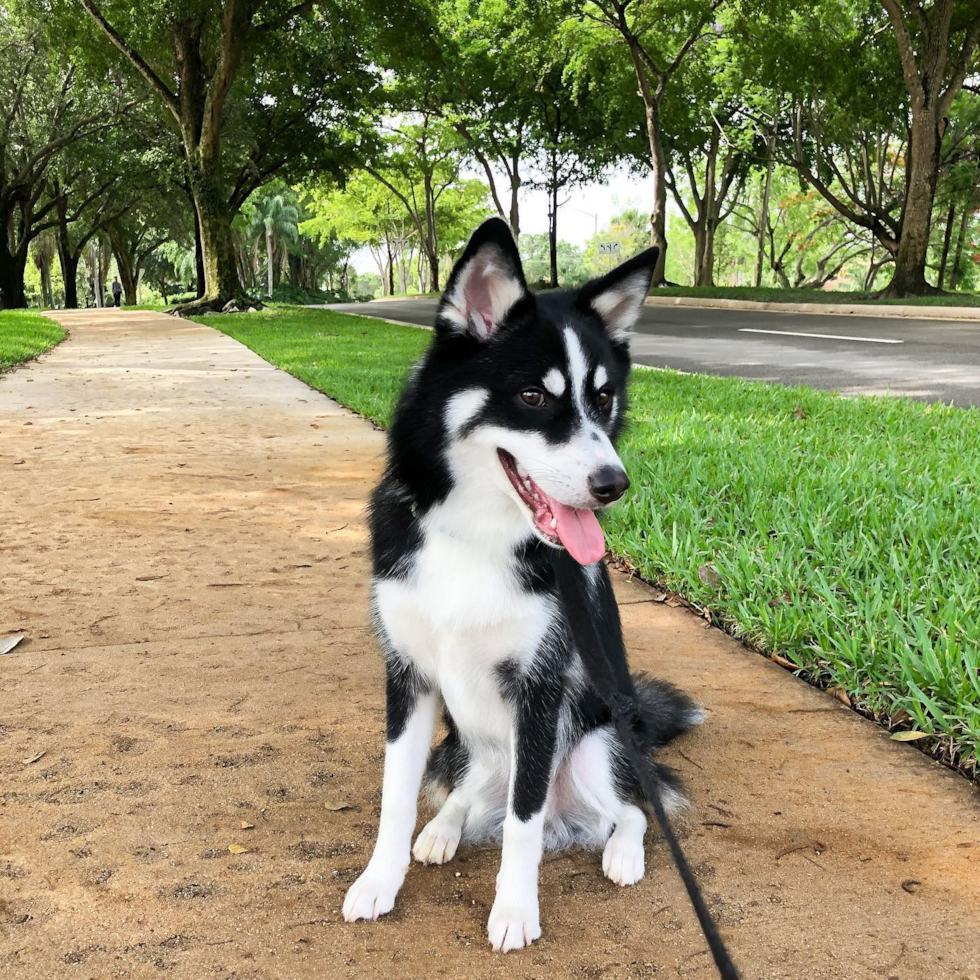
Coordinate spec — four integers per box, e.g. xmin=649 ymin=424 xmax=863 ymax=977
xmin=437 ymin=218 xmax=531 ymax=341
xmin=578 ymin=247 xmax=659 ymax=343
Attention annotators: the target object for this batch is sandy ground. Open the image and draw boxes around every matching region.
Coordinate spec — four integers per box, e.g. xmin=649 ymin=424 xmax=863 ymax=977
xmin=1 ymin=309 xmax=978 ymax=980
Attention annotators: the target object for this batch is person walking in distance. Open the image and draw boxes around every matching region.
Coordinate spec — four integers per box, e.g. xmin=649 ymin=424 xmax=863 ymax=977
xmin=111 ymin=276 xmax=122 ymax=308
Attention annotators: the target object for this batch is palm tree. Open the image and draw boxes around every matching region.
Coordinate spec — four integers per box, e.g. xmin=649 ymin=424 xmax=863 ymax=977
xmin=30 ymin=232 xmax=58 ymax=308
xmin=249 ymin=191 xmax=300 ymax=298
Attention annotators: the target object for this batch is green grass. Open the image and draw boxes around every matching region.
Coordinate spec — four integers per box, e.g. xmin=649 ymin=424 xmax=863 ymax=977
xmin=0 ymin=310 xmax=66 ymax=372
xmin=200 ymin=305 xmax=980 ymax=778
xmin=654 ymin=285 xmax=980 ymax=307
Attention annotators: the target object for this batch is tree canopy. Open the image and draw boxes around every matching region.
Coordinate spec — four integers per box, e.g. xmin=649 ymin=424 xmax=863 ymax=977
xmin=2 ymin=0 xmax=978 ymax=308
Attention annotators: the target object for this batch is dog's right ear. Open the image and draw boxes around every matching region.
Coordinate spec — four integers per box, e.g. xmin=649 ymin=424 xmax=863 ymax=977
xmin=437 ymin=218 xmax=531 ymax=341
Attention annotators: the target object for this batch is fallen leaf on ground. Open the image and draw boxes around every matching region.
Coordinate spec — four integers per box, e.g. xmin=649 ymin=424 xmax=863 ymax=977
xmin=228 ymin=844 xmax=250 ymax=854
xmin=775 ymin=840 xmax=826 ymax=861
xmin=901 ymin=878 xmax=921 ymax=894
xmin=891 ymin=730 xmax=930 ymax=741
xmin=240 ymin=822 xmax=255 ymax=829
xmin=1 ymin=634 xmax=25 ymax=656
xmin=22 ymin=750 xmax=46 ymax=765
xmin=827 ymin=686 xmax=851 ymax=706
xmin=770 ymin=653 xmax=796 ymax=669
xmin=324 ymin=801 xmax=351 ymax=811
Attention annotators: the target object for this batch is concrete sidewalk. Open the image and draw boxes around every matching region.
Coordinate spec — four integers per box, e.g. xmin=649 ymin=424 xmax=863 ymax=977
xmin=1 ymin=310 xmax=977 ymax=980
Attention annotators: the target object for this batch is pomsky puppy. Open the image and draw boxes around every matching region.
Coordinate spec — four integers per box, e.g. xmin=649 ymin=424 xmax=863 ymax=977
xmin=342 ymin=218 xmax=702 ymax=951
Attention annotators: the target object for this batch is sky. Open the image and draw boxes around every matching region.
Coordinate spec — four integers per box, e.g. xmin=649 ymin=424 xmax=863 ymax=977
xmin=350 ymin=164 xmax=654 ymax=274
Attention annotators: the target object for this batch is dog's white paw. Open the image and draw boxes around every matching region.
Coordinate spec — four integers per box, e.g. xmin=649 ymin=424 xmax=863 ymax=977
xmin=412 ymin=818 xmax=461 ymax=865
xmin=602 ymin=833 xmax=645 ymax=886
xmin=342 ymin=865 xmax=404 ymax=922
xmin=487 ymin=894 xmax=541 ymax=952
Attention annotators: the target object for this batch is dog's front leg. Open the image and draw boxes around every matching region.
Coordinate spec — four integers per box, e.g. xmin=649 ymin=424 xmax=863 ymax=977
xmin=487 ymin=674 xmax=561 ymax=952
xmin=343 ymin=658 xmax=437 ymax=922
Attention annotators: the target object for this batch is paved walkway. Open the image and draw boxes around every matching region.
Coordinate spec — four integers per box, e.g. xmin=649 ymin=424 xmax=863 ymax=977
xmin=1 ymin=310 xmax=977 ymax=980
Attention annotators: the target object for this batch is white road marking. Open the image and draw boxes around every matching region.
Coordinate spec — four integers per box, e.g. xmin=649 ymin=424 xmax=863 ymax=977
xmin=738 ymin=328 xmax=903 ymax=345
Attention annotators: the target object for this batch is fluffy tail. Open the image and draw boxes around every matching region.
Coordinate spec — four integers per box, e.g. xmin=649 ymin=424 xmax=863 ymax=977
xmin=631 ymin=672 xmax=704 ymax=753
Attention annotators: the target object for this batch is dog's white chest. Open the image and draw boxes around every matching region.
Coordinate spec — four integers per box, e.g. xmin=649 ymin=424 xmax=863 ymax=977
xmin=374 ymin=529 xmax=555 ymax=741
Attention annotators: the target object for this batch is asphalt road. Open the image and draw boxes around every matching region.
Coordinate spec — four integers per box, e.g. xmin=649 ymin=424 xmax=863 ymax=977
xmin=328 ymin=297 xmax=980 ymax=407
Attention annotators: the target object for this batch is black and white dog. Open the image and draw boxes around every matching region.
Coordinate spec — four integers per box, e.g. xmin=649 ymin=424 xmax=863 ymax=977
xmin=343 ymin=218 xmax=701 ymax=951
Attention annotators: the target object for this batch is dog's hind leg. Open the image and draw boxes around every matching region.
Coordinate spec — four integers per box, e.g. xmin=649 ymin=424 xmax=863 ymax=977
xmin=413 ymin=787 xmax=468 ymax=865
xmin=602 ymin=804 xmax=647 ymax=886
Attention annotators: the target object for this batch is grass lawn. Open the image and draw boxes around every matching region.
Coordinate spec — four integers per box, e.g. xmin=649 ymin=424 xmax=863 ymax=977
xmin=0 ymin=310 xmax=66 ymax=373
xmin=200 ymin=306 xmax=980 ymax=778
xmin=654 ymin=285 xmax=980 ymax=307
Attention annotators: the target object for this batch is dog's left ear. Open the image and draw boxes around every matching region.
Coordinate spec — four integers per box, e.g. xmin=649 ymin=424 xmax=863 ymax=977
xmin=438 ymin=217 xmax=531 ymax=341
xmin=578 ymin=247 xmax=659 ymax=343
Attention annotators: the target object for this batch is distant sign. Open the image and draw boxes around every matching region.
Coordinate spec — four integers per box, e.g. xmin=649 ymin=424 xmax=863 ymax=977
xmin=598 ymin=242 xmax=621 ymax=255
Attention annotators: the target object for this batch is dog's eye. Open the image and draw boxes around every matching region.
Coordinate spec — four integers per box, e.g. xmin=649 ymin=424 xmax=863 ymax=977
xmin=519 ymin=389 xmax=545 ymax=407
xmin=595 ymin=389 xmax=612 ymax=409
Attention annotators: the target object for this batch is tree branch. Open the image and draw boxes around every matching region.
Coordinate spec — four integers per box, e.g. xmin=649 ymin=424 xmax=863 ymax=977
xmin=79 ymin=0 xmax=180 ymax=122
xmin=880 ymin=0 xmax=924 ymax=106
xmin=939 ymin=10 xmax=980 ymax=118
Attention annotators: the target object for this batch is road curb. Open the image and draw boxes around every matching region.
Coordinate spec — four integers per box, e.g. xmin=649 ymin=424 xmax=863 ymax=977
xmin=644 ymin=294 xmax=980 ymax=322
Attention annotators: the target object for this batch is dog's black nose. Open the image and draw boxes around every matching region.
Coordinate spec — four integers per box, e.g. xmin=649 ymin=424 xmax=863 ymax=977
xmin=588 ymin=466 xmax=630 ymax=503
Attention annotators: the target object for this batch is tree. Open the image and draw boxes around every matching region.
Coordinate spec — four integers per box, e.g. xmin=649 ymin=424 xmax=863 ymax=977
xmin=876 ymin=0 xmax=980 ymax=295
xmin=532 ymin=51 xmax=630 ymax=286
xmin=747 ymin=0 xmax=980 ymax=296
xmin=662 ymin=33 xmax=754 ymax=286
xmin=302 ymin=173 xmax=414 ymax=296
xmin=363 ymin=115 xmax=468 ymax=291
xmin=559 ymin=0 xmax=727 ymax=284
xmin=0 ymin=12 xmax=122 ymax=307
xmin=421 ymin=0 xmax=556 ymax=240
xmin=105 ymin=185 xmax=185 ymax=304
xmin=519 ymin=233 xmax=589 ymax=286
xmin=249 ymin=189 xmax=299 ymax=298
xmin=30 ymin=232 xmax=58 ymax=308
xmin=56 ymin=0 xmax=385 ymax=310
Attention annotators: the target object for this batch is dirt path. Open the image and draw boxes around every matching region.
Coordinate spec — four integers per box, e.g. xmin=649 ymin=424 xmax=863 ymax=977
xmin=1 ymin=310 xmax=977 ymax=980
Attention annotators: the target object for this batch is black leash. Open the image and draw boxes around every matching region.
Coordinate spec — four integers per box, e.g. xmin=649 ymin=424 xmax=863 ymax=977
xmin=555 ymin=557 xmax=741 ymax=980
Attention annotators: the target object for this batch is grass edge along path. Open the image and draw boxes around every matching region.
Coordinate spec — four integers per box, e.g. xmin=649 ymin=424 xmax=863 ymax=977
xmin=199 ymin=306 xmax=980 ymax=780
xmin=0 ymin=310 xmax=66 ymax=373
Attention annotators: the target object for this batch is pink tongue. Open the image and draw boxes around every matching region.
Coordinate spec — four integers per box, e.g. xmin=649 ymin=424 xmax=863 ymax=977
xmin=551 ymin=500 xmax=606 ymax=565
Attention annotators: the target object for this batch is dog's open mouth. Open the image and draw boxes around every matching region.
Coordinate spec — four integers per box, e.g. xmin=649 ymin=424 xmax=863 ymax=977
xmin=497 ymin=449 xmax=606 ymax=566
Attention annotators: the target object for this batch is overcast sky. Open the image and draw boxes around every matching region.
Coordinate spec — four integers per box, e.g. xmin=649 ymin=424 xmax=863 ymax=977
xmin=350 ymin=164 xmax=653 ymax=274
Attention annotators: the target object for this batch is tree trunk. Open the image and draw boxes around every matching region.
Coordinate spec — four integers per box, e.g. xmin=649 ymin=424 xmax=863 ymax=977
xmin=60 ymin=251 xmax=80 ymax=309
xmin=423 ymin=171 xmax=440 ymax=292
xmin=948 ymin=202 xmax=972 ymax=291
xmin=39 ymin=256 xmax=53 ymax=308
xmin=109 ymin=229 xmax=139 ymax=306
xmin=188 ymin=159 xmax=244 ymax=307
xmin=193 ymin=207 xmax=206 ymax=299
xmin=266 ymin=227 xmax=274 ymax=297
xmin=645 ymin=100 xmax=668 ymax=284
xmin=386 ymin=238 xmax=395 ymax=296
xmin=693 ymin=220 xmax=716 ymax=287
xmin=937 ymin=204 xmax=956 ymax=289
xmin=548 ymin=180 xmax=559 ymax=289
xmin=755 ymin=127 xmax=776 ymax=288
xmin=509 ymin=149 xmax=521 ymax=240
xmin=0 ymin=252 xmax=28 ymax=309
xmin=885 ymin=113 xmax=941 ymax=296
